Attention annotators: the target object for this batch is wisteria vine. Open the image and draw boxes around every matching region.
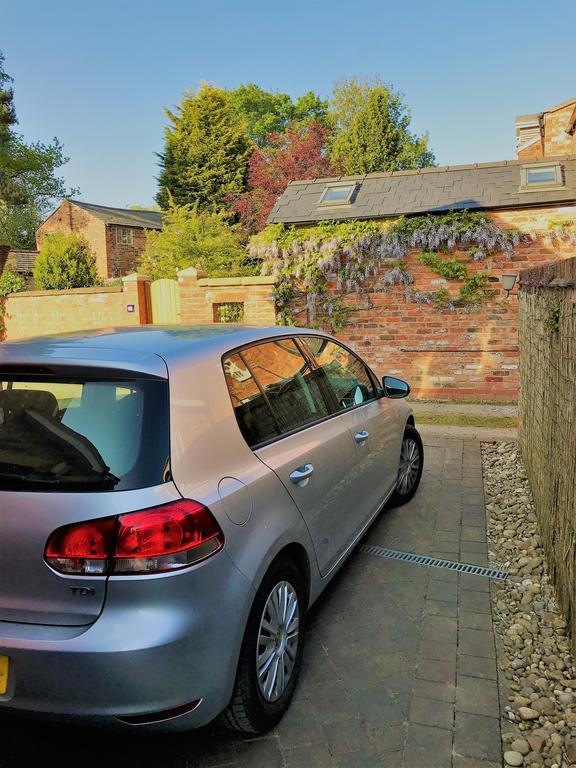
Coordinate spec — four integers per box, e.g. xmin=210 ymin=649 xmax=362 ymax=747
xmin=248 ymin=211 xmax=532 ymax=331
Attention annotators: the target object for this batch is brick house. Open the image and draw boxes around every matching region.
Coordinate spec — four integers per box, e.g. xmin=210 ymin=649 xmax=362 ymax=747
xmin=36 ymin=200 xmax=162 ymax=279
xmin=267 ymin=100 xmax=576 ymax=400
xmin=515 ymin=97 xmax=576 ymax=161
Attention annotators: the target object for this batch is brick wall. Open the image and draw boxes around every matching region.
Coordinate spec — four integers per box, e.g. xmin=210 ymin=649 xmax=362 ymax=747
xmin=3 ymin=274 xmax=151 ymax=340
xmin=287 ymin=208 xmax=576 ymax=401
xmin=177 ymin=267 xmax=276 ymax=325
xmin=105 ymin=225 xmax=149 ymax=278
xmin=517 ymin=101 xmax=576 ymax=161
xmin=36 ymin=200 xmax=108 ymax=278
xmin=543 ymin=103 xmax=576 ymax=158
xmin=6 ymin=208 xmax=575 ymax=400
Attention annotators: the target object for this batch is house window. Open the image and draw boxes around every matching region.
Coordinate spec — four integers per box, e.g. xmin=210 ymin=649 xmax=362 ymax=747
xmin=520 ymin=163 xmax=564 ymax=191
xmin=214 ymin=302 xmax=244 ymax=323
xmin=318 ymin=182 xmax=358 ymax=207
xmin=117 ymin=227 xmax=133 ymax=245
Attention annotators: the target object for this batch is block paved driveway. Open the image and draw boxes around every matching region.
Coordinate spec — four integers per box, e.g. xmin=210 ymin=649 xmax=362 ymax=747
xmin=0 ymin=437 xmax=503 ymax=768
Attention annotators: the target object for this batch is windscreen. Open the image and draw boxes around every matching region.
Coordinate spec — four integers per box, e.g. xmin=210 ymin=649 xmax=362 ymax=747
xmin=0 ymin=377 xmax=170 ymax=492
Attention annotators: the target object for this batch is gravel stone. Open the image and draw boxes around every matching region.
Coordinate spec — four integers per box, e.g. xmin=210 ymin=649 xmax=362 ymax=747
xmin=504 ymin=750 xmax=525 ymax=766
xmin=482 ymin=442 xmax=576 ymax=768
xmin=512 ymin=738 xmax=531 ymax=755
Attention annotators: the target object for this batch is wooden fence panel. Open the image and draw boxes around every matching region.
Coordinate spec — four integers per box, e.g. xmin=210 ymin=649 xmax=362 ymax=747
xmin=150 ymin=279 xmax=180 ymax=324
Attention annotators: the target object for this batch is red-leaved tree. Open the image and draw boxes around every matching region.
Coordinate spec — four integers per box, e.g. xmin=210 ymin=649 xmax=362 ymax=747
xmin=234 ymin=121 xmax=341 ymax=233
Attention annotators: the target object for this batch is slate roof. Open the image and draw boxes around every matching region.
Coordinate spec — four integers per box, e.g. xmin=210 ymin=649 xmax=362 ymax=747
xmin=70 ymin=200 xmax=163 ymax=229
xmin=267 ymin=156 xmax=576 ymax=225
xmin=9 ymin=250 xmax=38 ymax=274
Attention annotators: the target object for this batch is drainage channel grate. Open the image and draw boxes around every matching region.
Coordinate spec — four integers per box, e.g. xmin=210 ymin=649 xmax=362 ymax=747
xmin=358 ymin=544 xmax=508 ymax=580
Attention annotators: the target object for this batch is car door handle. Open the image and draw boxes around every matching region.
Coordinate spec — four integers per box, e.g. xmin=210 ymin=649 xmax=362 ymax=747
xmin=354 ymin=430 xmax=370 ymax=444
xmin=289 ymin=464 xmax=314 ymax=487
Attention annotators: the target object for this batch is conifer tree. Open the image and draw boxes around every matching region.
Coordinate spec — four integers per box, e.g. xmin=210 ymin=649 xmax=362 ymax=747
xmin=156 ymin=84 xmax=252 ymax=211
xmin=330 ymin=78 xmax=435 ymax=174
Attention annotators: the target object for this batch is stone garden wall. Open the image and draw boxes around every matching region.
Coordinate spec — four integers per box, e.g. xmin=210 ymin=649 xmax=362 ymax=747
xmin=519 ymin=254 xmax=576 ymax=642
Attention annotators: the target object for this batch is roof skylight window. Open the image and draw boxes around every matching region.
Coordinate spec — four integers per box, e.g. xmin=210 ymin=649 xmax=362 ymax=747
xmin=520 ymin=163 xmax=564 ymax=191
xmin=318 ymin=182 xmax=358 ymax=206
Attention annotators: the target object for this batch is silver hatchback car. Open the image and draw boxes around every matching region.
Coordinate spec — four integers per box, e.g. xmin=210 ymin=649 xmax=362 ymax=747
xmin=0 ymin=325 xmax=423 ymax=733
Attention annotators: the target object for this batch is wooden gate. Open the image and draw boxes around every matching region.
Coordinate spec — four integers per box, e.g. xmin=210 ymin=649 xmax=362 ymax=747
xmin=150 ymin=279 xmax=180 ymax=324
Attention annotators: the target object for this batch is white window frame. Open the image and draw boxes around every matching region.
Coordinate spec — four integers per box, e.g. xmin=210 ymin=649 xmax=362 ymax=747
xmin=520 ymin=162 xmax=564 ymax=192
xmin=117 ymin=227 xmax=133 ymax=245
xmin=317 ymin=182 xmax=358 ymax=207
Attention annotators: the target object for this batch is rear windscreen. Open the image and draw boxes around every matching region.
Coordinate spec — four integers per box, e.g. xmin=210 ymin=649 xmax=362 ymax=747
xmin=0 ymin=378 xmax=170 ymax=492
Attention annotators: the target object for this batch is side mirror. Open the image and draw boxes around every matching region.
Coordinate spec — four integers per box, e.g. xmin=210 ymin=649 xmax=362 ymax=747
xmin=383 ymin=376 xmax=410 ymax=398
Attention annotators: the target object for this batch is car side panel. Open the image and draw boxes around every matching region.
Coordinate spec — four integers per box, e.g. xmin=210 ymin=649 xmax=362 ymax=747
xmin=165 ymin=352 xmax=321 ymax=595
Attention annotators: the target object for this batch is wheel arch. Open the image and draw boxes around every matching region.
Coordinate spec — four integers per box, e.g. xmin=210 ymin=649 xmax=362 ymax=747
xmin=270 ymin=543 xmax=311 ymax=610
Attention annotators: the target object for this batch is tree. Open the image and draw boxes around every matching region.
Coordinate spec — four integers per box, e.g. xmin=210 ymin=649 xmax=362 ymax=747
xmin=0 ymin=50 xmax=77 ymax=248
xmin=229 ymin=84 xmax=328 ymax=147
xmin=234 ymin=121 xmax=340 ymax=233
xmin=139 ymin=201 xmax=257 ymax=281
xmin=34 ymin=232 xmax=98 ymax=290
xmin=0 ymin=201 xmax=42 ymax=249
xmin=156 ymin=84 xmax=252 ymax=211
xmin=329 ymin=77 xmax=435 ymax=174
xmin=0 ymin=52 xmax=17 ymax=146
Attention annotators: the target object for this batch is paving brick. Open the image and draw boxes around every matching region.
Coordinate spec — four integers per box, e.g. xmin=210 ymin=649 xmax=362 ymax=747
xmin=322 ymin=719 xmax=370 ymax=755
xmin=416 ymin=658 xmax=457 ymax=683
xmin=459 ymin=611 xmax=493 ymax=631
xmin=457 ymin=654 xmax=498 ymax=680
xmin=410 ymin=696 xmax=455 ymax=729
xmin=404 ymin=723 xmax=454 ymax=768
xmin=454 ymin=712 xmax=502 ymax=762
xmin=458 ymin=629 xmax=496 ymax=658
xmin=420 ymin=639 xmax=458 ymax=661
xmin=456 ymin=675 xmax=499 ymax=716
xmin=459 ymin=589 xmax=492 ymax=614
xmin=283 ymin=742 xmax=336 ymax=768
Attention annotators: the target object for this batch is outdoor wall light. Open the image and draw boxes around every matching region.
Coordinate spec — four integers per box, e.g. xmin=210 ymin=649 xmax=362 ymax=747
xmin=502 ymin=273 xmax=518 ymax=298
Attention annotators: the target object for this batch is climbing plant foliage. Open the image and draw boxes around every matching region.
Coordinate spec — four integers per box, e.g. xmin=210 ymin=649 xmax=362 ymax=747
xmin=249 ymin=211 xmax=527 ymax=330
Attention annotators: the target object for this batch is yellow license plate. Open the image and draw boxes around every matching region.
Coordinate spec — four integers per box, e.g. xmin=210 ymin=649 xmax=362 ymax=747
xmin=0 ymin=656 xmax=9 ymax=695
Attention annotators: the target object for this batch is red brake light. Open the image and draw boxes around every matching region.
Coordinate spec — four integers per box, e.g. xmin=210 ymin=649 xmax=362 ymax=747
xmin=45 ymin=518 xmax=116 ymax=575
xmin=45 ymin=500 xmax=224 ymax=576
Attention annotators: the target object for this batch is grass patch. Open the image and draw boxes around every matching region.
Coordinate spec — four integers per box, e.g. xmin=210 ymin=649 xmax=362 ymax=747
xmin=416 ymin=412 xmax=518 ymax=429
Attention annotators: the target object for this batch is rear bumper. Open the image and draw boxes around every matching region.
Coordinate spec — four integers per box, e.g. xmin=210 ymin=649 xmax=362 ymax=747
xmin=0 ymin=550 xmax=254 ymax=731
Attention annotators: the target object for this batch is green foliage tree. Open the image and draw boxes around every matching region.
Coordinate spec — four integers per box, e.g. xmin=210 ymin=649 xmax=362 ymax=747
xmin=0 ymin=200 xmax=42 ymax=249
xmin=229 ymin=84 xmax=328 ymax=146
xmin=0 ymin=50 xmax=77 ymax=248
xmin=329 ymin=76 xmax=435 ymax=174
xmin=0 ymin=266 xmax=27 ymax=297
xmin=139 ymin=201 xmax=258 ymax=281
xmin=156 ymin=84 xmax=252 ymax=211
xmin=0 ymin=266 xmax=27 ymax=337
xmin=0 ymin=52 xmax=17 ymax=146
xmin=34 ymin=232 xmax=98 ymax=290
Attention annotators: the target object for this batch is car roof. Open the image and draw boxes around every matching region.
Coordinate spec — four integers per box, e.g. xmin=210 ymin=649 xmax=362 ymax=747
xmin=0 ymin=325 xmax=329 ymax=376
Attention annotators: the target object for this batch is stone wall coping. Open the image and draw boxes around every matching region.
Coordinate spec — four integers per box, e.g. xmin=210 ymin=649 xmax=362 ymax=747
xmin=121 ymin=272 xmax=149 ymax=283
xmin=197 ymin=275 xmax=275 ymax=287
xmin=7 ymin=285 xmax=123 ymax=299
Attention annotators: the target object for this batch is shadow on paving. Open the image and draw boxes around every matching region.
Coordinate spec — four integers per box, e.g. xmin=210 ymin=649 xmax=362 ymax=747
xmin=0 ymin=438 xmax=503 ymax=768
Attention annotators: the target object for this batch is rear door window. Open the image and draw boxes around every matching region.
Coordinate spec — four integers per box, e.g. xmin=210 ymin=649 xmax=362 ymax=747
xmin=301 ymin=337 xmax=377 ymax=411
xmin=0 ymin=378 xmax=170 ymax=492
xmin=223 ymin=339 xmax=333 ymax=447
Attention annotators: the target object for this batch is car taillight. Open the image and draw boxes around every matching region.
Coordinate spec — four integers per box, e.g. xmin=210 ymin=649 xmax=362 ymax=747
xmin=45 ymin=500 xmax=224 ymax=576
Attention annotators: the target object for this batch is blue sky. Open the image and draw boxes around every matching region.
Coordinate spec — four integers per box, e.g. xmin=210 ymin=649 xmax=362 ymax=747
xmin=3 ymin=0 xmax=575 ymax=209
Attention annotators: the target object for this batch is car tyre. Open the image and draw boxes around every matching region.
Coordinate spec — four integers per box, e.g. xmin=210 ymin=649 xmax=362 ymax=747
xmin=220 ymin=557 xmax=305 ymax=734
xmin=389 ymin=424 xmax=424 ymax=507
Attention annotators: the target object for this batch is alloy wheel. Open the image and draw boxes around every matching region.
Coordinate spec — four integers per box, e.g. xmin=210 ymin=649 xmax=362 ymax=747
xmin=397 ymin=437 xmax=421 ymax=495
xmin=256 ymin=580 xmax=300 ymax=703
